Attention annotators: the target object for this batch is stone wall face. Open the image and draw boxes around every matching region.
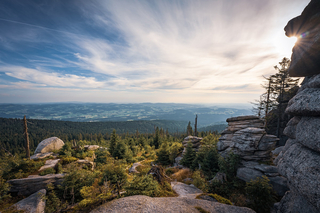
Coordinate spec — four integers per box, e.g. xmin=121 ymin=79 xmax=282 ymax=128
xmin=276 ymin=75 xmax=320 ymax=212
xmin=217 ymin=116 xmax=288 ymax=196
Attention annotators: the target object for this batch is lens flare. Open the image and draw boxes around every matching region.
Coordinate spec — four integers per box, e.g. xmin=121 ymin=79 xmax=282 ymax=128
xmin=299 ymin=31 xmax=309 ymax=38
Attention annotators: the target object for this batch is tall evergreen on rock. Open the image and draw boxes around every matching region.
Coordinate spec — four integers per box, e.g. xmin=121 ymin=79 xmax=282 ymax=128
xmin=180 ymin=141 xmax=196 ymax=168
xmin=187 ymin=121 xmax=193 ymax=136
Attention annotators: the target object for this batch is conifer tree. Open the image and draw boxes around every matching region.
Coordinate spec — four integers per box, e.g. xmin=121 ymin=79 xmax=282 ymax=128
xmin=157 ymin=141 xmax=171 ymax=165
xmin=153 ymin=127 xmax=160 ymax=149
xmin=109 ymin=129 xmax=118 ymax=155
xmin=187 ymin=121 xmax=193 ymax=136
xmin=113 ymin=140 xmax=127 ymax=159
xmin=180 ymin=141 xmax=196 ymax=168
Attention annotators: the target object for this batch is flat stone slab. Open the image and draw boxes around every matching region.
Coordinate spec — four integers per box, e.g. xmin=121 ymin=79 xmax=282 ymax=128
xmin=8 ymin=174 xmax=64 ymax=196
xmin=90 ymin=195 xmax=256 ymax=213
xmin=171 ymin=182 xmax=203 ymax=198
xmin=38 ymin=159 xmax=60 ymax=172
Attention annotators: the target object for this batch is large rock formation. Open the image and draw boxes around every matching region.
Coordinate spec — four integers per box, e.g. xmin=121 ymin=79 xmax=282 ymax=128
xmin=275 ymin=75 xmax=320 ymax=212
xmin=274 ymin=1 xmax=320 ymax=211
xmin=217 ymin=116 xmax=278 ymax=161
xmin=8 ymin=174 xmax=64 ymax=196
xmin=284 ymin=0 xmax=320 ymax=77
xmin=12 ymin=189 xmax=46 ymax=213
xmin=34 ymin=137 xmax=64 ymax=154
xmin=217 ymin=116 xmax=288 ymax=196
xmin=182 ymin=136 xmax=203 ymax=154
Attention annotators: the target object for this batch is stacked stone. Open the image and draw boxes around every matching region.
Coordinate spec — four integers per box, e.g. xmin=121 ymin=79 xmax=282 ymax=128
xmin=217 ymin=116 xmax=288 ymax=196
xmin=274 ymin=0 xmax=320 ymax=211
xmin=181 ymin=136 xmax=203 ymax=155
xmin=217 ymin=115 xmax=278 ymax=161
xmin=275 ymin=74 xmax=320 ymax=212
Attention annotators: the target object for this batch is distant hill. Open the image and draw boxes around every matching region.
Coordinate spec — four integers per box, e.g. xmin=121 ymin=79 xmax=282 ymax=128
xmin=0 ymin=103 xmax=251 ymax=127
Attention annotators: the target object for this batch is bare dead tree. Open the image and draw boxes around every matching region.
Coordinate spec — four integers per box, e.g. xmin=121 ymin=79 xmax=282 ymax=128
xmin=23 ymin=115 xmax=30 ymax=159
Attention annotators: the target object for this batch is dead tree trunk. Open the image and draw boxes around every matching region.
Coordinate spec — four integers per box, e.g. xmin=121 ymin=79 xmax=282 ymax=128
xmin=23 ymin=115 xmax=30 ymax=159
xmin=194 ymin=114 xmax=198 ymax=137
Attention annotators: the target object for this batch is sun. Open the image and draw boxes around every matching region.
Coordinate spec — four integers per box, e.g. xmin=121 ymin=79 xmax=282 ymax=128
xmin=273 ymin=35 xmax=299 ymax=58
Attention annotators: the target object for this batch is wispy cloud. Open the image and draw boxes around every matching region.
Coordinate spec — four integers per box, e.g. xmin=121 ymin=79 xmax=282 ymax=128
xmin=0 ymin=0 xmax=310 ymax=103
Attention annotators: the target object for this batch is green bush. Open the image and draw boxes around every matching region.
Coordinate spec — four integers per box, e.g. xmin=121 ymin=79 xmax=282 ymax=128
xmin=245 ymin=176 xmax=276 ymax=213
xmin=39 ymin=168 xmax=56 ymax=176
xmin=102 ymin=163 xmax=127 ymax=196
xmin=192 ymin=171 xmax=207 ymax=192
xmin=60 ymin=156 xmax=78 ymax=165
xmin=58 ymin=169 xmax=96 ymax=203
xmin=157 ymin=141 xmax=171 ymax=165
xmin=125 ymin=174 xmax=160 ymax=197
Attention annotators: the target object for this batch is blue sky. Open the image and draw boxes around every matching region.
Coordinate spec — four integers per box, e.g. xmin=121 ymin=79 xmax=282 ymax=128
xmin=0 ymin=0 xmax=309 ymax=104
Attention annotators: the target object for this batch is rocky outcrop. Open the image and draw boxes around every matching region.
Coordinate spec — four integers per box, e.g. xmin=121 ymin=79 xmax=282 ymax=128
xmin=90 ymin=195 xmax=256 ymax=213
xmin=217 ymin=116 xmax=288 ymax=196
xmin=128 ymin=162 xmax=142 ymax=173
xmin=76 ymin=159 xmax=95 ymax=170
xmin=38 ymin=159 xmax=60 ymax=172
xmin=12 ymin=189 xmax=46 ymax=213
xmin=217 ymin=116 xmax=278 ymax=161
xmin=34 ymin=137 xmax=64 ymax=154
xmin=30 ymin=152 xmax=55 ymax=160
xmin=8 ymin=174 xmax=64 ymax=196
xmin=182 ymin=136 xmax=203 ymax=154
xmin=84 ymin=145 xmax=100 ymax=151
xmin=284 ymin=0 xmax=320 ymax=77
xmin=275 ymin=5 xmax=320 ymax=209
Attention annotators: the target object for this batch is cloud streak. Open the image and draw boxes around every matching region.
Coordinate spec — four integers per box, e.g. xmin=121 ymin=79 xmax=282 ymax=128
xmin=0 ymin=0 xmax=310 ymax=103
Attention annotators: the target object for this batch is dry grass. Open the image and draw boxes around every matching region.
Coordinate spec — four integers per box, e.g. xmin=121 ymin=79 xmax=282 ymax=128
xmin=171 ymin=168 xmax=192 ymax=182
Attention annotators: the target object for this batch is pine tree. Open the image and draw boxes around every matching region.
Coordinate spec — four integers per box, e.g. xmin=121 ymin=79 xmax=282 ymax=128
xmin=157 ymin=141 xmax=171 ymax=165
xmin=187 ymin=121 xmax=193 ymax=136
xmin=153 ymin=127 xmax=160 ymax=149
xmin=180 ymin=142 xmax=196 ymax=168
xmin=109 ymin=129 xmax=118 ymax=155
xmin=113 ymin=140 xmax=127 ymax=159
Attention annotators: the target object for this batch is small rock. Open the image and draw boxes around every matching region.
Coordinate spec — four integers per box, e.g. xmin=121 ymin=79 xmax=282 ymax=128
xmin=38 ymin=159 xmax=60 ymax=172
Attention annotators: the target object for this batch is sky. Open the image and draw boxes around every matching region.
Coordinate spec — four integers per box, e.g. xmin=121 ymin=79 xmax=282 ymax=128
xmin=0 ymin=0 xmax=310 ymax=105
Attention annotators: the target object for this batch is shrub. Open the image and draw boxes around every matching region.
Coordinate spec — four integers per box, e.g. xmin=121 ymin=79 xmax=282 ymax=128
xmin=56 ymin=163 xmax=63 ymax=174
xmin=208 ymin=193 xmax=233 ymax=205
xmin=45 ymin=183 xmax=67 ymax=213
xmin=125 ymin=175 xmax=160 ymax=197
xmin=192 ymin=171 xmax=207 ymax=192
xmin=77 ymin=179 xmax=112 ymax=209
xmin=58 ymin=169 xmax=96 ymax=204
xmin=245 ymin=176 xmax=276 ymax=213
xmin=218 ymin=152 xmax=240 ymax=180
xmin=0 ymin=176 xmax=10 ymax=204
xmin=60 ymin=156 xmax=78 ymax=165
xmin=102 ymin=163 xmax=127 ymax=196
xmin=171 ymin=168 xmax=192 ymax=182
xmin=39 ymin=168 xmax=56 ymax=176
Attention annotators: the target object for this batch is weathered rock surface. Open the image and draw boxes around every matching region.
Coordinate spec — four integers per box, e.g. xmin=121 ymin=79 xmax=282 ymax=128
xmin=90 ymin=195 xmax=256 ymax=213
xmin=284 ymin=0 xmax=320 ymax=77
xmin=84 ymin=145 xmax=100 ymax=151
xmin=295 ymin=117 xmax=320 ymax=152
xmin=8 ymin=174 xmax=64 ymax=196
xmin=34 ymin=137 xmax=64 ymax=154
xmin=236 ymin=167 xmax=263 ymax=182
xmin=277 ymin=143 xmax=320 ymax=210
xmin=76 ymin=159 xmax=95 ymax=170
xmin=13 ymin=189 xmax=46 ymax=213
xmin=182 ymin=136 xmax=203 ymax=154
xmin=219 ymin=115 xmax=287 ymax=196
xmin=282 ymin=116 xmax=301 ymax=139
xmin=285 ymin=88 xmax=320 ymax=116
xmin=38 ymin=159 xmax=60 ymax=172
xmin=128 ymin=163 xmax=142 ymax=173
xmin=171 ymin=182 xmax=202 ymax=198
xmin=30 ymin=152 xmax=55 ymax=160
